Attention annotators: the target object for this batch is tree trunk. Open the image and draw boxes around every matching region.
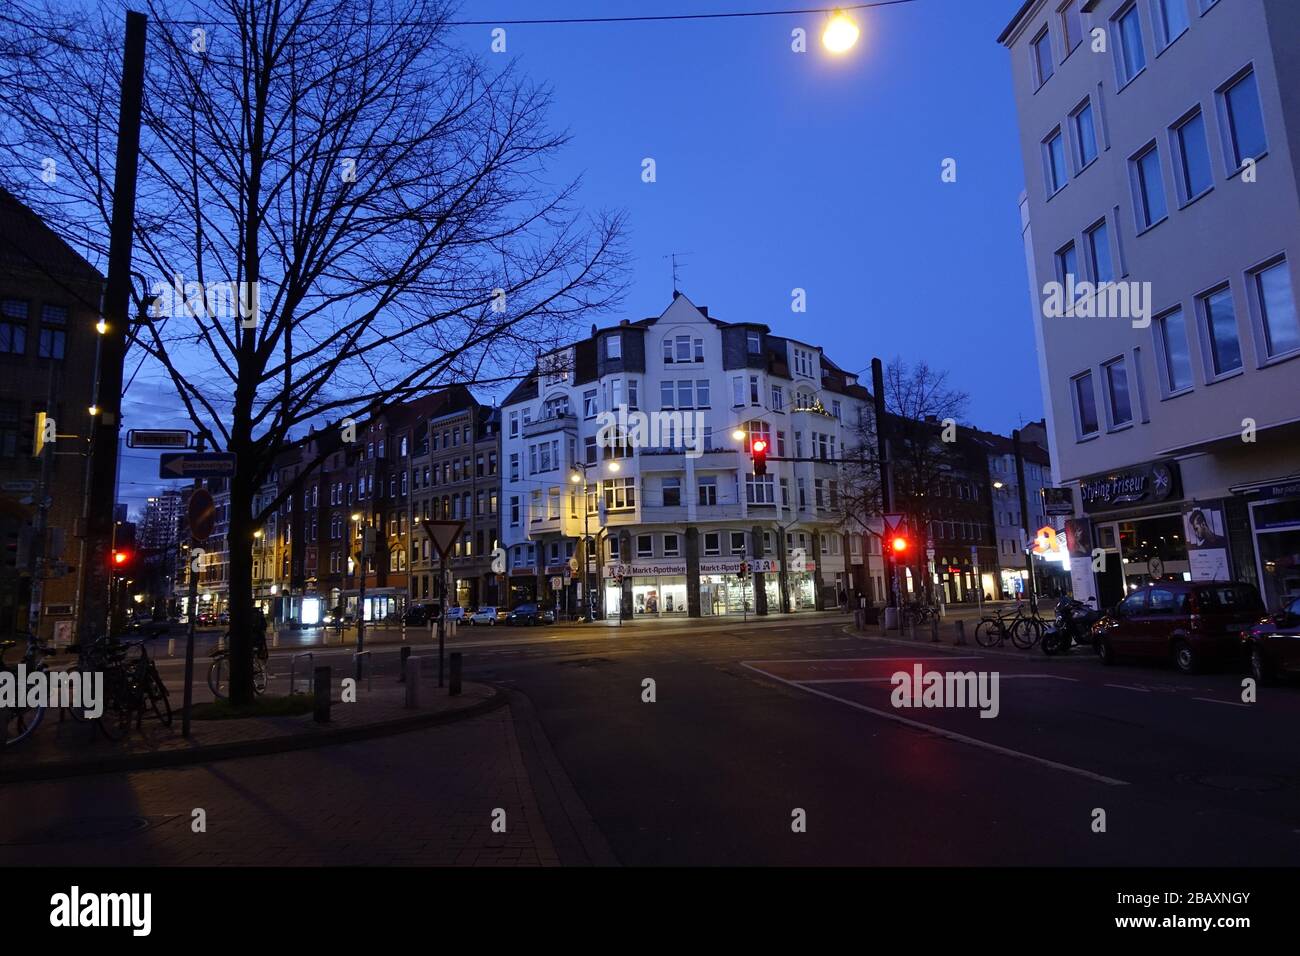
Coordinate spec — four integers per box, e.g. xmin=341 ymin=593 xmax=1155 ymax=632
xmin=225 ymin=455 xmax=257 ymax=705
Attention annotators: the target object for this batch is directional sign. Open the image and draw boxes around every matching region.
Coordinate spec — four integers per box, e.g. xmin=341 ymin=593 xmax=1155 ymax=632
xmin=188 ymin=488 xmax=215 ymax=540
xmin=159 ymin=452 xmax=236 ymax=479
xmin=128 ymin=428 xmax=193 ymax=449
xmin=420 ymin=519 xmax=464 ymax=559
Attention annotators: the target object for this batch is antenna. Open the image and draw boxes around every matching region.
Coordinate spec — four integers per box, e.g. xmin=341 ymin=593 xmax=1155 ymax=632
xmin=663 ymin=252 xmax=691 ymax=295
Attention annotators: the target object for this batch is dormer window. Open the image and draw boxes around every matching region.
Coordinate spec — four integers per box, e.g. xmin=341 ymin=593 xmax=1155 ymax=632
xmin=746 ymin=331 xmax=761 ymax=353
xmin=607 ymin=334 xmax=622 ymax=360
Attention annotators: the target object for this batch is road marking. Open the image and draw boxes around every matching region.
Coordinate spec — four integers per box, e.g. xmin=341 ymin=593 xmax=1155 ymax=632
xmin=798 ymin=674 xmax=1080 ymax=685
xmin=1105 ymin=684 xmax=1151 ymax=692
xmin=1192 ymin=696 xmax=1250 ymax=708
xmin=743 ymin=656 xmax=983 ymax=665
xmin=740 ymin=662 xmax=1129 ymax=787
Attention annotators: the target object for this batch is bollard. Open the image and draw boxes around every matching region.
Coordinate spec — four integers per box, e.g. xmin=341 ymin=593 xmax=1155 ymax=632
xmin=399 ymin=645 xmax=411 ymax=682
xmin=353 ymin=651 xmax=372 ymax=691
xmin=930 ymin=617 xmax=940 ymax=643
xmin=404 ymin=657 xmax=421 ymax=708
xmin=272 ymin=630 xmax=279 ymax=648
xmin=167 ymin=638 xmax=176 ymax=658
xmin=313 ymin=666 xmax=331 ymax=723
xmin=450 ymin=652 xmax=462 ymax=696
xmin=854 ymin=609 xmax=864 ymax=630
xmin=908 ymin=620 xmax=917 ymax=641
xmin=954 ymin=619 xmax=967 ymax=646
xmin=883 ymin=606 xmax=898 ymax=633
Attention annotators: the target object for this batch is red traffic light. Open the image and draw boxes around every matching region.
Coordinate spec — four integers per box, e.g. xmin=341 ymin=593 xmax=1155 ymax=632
xmin=890 ymin=536 xmax=909 ymax=553
xmin=751 ymin=437 xmax=769 ymax=476
xmin=751 ymin=438 xmax=768 ymax=454
xmin=113 ymin=549 xmax=130 ymax=565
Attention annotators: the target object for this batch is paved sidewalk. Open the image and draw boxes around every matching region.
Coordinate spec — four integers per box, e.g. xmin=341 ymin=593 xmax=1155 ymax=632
xmin=0 ymin=666 xmax=504 ymax=782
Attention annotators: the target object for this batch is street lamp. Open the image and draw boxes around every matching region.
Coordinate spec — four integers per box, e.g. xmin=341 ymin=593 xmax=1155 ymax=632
xmin=571 ymin=459 xmax=622 ymax=622
xmin=822 ymin=10 xmax=860 ymax=54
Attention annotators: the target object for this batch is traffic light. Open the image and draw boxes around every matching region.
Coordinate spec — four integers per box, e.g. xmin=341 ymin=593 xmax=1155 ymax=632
xmin=751 ymin=437 xmax=768 ymax=477
xmin=110 ymin=548 xmax=136 ymax=575
xmin=890 ymin=535 xmax=909 ymax=555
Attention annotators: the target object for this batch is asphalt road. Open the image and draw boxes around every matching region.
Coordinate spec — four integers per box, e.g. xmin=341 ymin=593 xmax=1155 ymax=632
xmin=12 ymin=615 xmax=1300 ymax=865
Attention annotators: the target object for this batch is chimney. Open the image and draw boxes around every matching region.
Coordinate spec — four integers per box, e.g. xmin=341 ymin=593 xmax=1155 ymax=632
xmin=591 ymin=323 xmax=597 ymax=336
xmin=620 ymin=319 xmax=629 ymax=326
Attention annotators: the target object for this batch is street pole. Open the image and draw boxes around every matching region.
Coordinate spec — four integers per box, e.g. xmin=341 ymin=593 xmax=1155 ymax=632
xmin=871 ymin=358 xmax=895 ymax=608
xmin=27 ymin=366 xmax=58 ymax=638
xmin=181 ymin=436 xmax=204 ymax=738
xmin=75 ymin=10 xmax=147 ymax=647
xmin=438 ymin=563 xmax=447 ymax=686
xmin=1013 ymin=429 xmax=1038 ymax=612
xmin=357 ymin=530 xmax=366 ymax=655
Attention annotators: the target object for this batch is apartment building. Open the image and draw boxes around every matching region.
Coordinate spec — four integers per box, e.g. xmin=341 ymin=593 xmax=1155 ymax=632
xmin=499 ymin=292 xmax=876 ymax=620
xmin=1001 ymin=0 xmax=1300 ymax=609
xmin=0 ymin=188 xmax=102 ymax=638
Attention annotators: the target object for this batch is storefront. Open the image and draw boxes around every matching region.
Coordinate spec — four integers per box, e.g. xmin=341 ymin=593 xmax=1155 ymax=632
xmin=1242 ymin=478 xmax=1300 ymax=611
xmin=603 ymin=560 xmax=690 ymax=618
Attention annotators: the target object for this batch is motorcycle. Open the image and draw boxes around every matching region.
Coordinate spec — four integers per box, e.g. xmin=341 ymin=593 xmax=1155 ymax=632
xmin=1041 ymin=596 xmax=1104 ymax=655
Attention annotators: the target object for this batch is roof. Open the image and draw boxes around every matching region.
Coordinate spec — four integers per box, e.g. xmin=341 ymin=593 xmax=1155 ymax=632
xmin=997 ymin=0 xmax=1040 ymax=45
xmin=0 ymin=187 xmax=104 ymax=287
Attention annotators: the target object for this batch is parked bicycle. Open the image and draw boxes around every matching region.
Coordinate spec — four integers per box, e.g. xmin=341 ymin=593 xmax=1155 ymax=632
xmin=70 ymin=635 xmax=172 ymax=740
xmin=207 ymin=633 xmax=269 ymax=700
xmin=0 ymin=634 xmax=54 ymax=748
xmin=900 ymin=602 xmax=939 ymax=628
xmin=976 ymin=602 xmax=1048 ymax=649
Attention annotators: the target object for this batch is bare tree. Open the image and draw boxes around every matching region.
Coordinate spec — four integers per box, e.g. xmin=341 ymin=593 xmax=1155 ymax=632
xmin=0 ymin=0 xmax=626 ymax=702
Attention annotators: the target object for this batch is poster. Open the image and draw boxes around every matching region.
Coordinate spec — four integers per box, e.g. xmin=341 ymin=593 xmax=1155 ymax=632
xmin=1184 ymin=506 xmax=1230 ymax=581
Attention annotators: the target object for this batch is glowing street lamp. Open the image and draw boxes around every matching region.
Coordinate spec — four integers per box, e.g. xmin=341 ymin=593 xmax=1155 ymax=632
xmin=822 ymin=10 xmax=860 ymax=54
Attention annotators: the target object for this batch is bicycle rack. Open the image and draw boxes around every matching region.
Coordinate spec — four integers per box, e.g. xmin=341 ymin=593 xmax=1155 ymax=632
xmin=289 ymin=652 xmax=313 ymax=695
xmin=352 ymin=650 xmax=372 ymax=692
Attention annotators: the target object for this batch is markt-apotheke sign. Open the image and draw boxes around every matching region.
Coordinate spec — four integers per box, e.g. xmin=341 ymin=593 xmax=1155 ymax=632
xmin=1079 ymin=460 xmax=1180 ymax=514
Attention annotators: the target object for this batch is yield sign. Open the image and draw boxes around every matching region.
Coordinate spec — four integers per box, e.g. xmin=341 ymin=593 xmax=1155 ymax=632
xmin=421 ymin=519 xmax=463 ymax=559
xmin=883 ymin=513 xmax=906 ymax=536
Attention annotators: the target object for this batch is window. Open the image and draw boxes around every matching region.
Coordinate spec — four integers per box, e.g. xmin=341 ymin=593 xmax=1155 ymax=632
xmin=1156 ymin=308 xmax=1194 ymax=392
xmin=1103 ymin=358 xmax=1134 ymax=427
xmin=606 ymin=334 xmax=622 ymax=360
xmin=746 ymin=474 xmax=775 ymax=505
xmin=770 ymin=385 xmax=783 ymax=411
xmin=1073 ymin=99 xmax=1098 ymax=169
xmin=584 ymin=435 xmax=597 ymax=466
xmin=1044 ymin=129 xmax=1068 ymax=194
xmin=662 ymin=477 xmax=681 ymax=507
xmin=1132 ymin=143 xmax=1168 ymax=229
xmin=1222 ymin=69 xmax=1267 ymax=168
xmin=1114 ymin=3 xmax=1146 ymax=86
xmin=698 ymin=475 xmax=717 ymax=506
xmin=1060 ymin=1 xmax=1082 ymax=52
xmin=583 ymin=389 xmax=597 ymax=419
xmin=663 ymin=534 xmax=680 ymax=557
xmin=38 ymin=327 xmax=65 ymax=359
xmin=1086 ymin=220 xmax=1114 ymax=284
xmin=731 ymin=376 xmax=744 ymax=407
xmin=603 ymin=477 xmax=636 ymax=511
xmin=1173 ymin=109 xmax=1213 ymax=202
xmin=1154 ymin=0 xmax=1188 ymax=49
xmin=793 ymin=347 xmax=813 ymax=378
xmin=509 ymin=452 xmax=520 ymax=481
xmin=508 ymin=411 xmax=519 ymax=438
xmin=1032 ymin=28 xmax=1054 ymax=88
xmin=749 ymin=376 xmax=760 ymax=406
xmin=1252 ymin=258 xmax=1300 ymax=358
xmin=1198 ymin=0 xmax=1219 ymax=10
xmin=1200 ymin=285 xmax=1243 ymax=376
xmin=696 ymin=379 xmax=710 ymax=408
xmin=660 ymin=380 xmax=675 ymax=410
xmin=730 ymin=532 xmax=747 ymax=555
xmin=1 ymin=300 xmax=27 ymax=355
xmin=704 ymin=532 xmax=721 ymax=556
xmin=746 ymin=330 xmax=761 ymax=353
xmin=1073 ymin=371 xmax=1100 ymax=437
xmin=1056 ymin=243 xmax=1079 ymax=298
xmin=637 ymin=535 xmax=653 ymax=558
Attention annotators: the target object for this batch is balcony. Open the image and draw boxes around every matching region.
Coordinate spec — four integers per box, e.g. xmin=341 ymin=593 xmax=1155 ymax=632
xmin=523 ymin=413 xmax=577 ymax=439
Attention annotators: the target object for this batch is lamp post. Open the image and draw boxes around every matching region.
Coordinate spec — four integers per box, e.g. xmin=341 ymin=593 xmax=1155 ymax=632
xmin=351 ymin=511 xmax=366 ymax=650
xmin=571 ymin=459 xmax=621 ymax=623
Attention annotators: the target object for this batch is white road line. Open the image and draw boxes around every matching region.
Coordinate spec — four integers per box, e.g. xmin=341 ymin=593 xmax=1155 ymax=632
xmin=740 ymin=662 xmax=1129 ymax=787
xmin=742 ymin=656 xmax=984 ymax=665
xmin=1104 ymin=684 xmax=1151 ymax=692
xmin=1192 ymin=696 xmax=1251 ymax=708
xmin=798 ymin=674 xmax=1080 ymax=685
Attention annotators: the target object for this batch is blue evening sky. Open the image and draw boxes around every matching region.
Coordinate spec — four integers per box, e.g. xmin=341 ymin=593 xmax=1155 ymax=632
xmin=120 ymin=0 xmax=1037 ymax=512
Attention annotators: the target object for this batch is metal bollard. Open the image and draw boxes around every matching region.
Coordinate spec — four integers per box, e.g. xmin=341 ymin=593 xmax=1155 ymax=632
xmin=272 ymin=630 xmax=279 ymax=648
xmin=883 ymin=606 xmax=898 ymax=633
xmin=353 ymin=650 xmax=372 ymax=691
xmin=399 ymin=645 xmax=411 ymax=682
xmin=954 ymin=619 xmax=967 ymax=646
xmin=449 ymin=652 xmax=462 ymax=696
xmin=167 ymin=638 xmax=176 ymax=657
xmin=313 ymin=666 xmax=331 ymax=723
xmin=930 ymin=617 xmax=940 ymax=642
xmin=404 ymin=657 xmax=421 ymax=708
xmin=854 ymin=609 xmax=864 ymax=630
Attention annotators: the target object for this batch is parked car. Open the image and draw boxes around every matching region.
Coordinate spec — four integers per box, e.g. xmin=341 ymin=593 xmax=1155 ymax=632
xmin=506 ymin=603 xmax=554 ymax=626
xmin=125 ymin=618 xmax=174 ymax=639
xmin=446 ymin=606 xmax=465 ymax=623
xmin=1241 ymin=596 xmax=1300 ymax=684
xmin=1093 ymin=581 xmax=1266 ymax=673
xmin=468 ymin=606 xmax=501 ymax=626
xmin=403 ymin=603 xmax=441 ymax=627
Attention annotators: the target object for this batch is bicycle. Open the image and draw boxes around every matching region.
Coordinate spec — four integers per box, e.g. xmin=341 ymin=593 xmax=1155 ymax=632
xmin=207 ymin=635 xmax=269 ymax=700
xmin=0 ymin=635 xmax=54 ymax=748
xmin=70 ymin=635 xmax=172 ymax=739
xmin=976 ymin=603 xmax=1046 ymax=649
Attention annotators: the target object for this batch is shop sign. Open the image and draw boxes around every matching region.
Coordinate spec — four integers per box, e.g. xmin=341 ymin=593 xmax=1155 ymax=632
xmin=604 ymin=560 xmax=687 ymax=578
xmin=1261 ymin=480 xmax=1300 ymax=501
xmin=1042 ymin=487 xmax=1074 ymax=516
xmin=1079 ymin=460 xmax=1179 ymax=513
xmin=509 ymin=567 xmax=536 ymax=577
xmin=700 ymin=558 xmax=780 ymax=575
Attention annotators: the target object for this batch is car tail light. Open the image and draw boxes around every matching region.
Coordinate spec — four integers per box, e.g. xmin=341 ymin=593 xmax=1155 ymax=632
xmin=1189 ymin=613 xmax=1201 ymax=632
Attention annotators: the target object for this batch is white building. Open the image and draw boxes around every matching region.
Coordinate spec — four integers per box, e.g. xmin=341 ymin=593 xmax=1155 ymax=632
xmin=1000 ymin=0 xmax=1300 ymax=610
xmin=499 ymin=293 xmax=880 ymax=619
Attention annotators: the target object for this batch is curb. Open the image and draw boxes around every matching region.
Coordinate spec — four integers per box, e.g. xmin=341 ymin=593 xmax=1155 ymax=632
xmin=838 ymin=624 xmax=1101 ymax=663
xmin=0 ymin=684 xmax=510 ymax=785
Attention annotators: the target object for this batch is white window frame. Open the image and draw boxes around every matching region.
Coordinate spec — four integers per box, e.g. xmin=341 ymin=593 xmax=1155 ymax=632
xmin=1195 ymin=281 xmax=1245 ymax=381
xmin=1111 ymin=1 xmax=1148 ymax=90
xmin=1070 ymin=370 xmax=1100 ymax=440
xmin=1152 ymin=306 xmax=1195 ymax=397
xmin=1101 ymin=355 xmax=1135 ymax=430
xmin=1169 ymin=105 xmax=1214 ymax=206
xmin=1246 ymin=254 xmax=1300 ymax=365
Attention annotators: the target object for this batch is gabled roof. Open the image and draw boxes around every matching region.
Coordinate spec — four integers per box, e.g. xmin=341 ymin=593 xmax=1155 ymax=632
xmin=0 ymin=187 xmax=104 ymax=287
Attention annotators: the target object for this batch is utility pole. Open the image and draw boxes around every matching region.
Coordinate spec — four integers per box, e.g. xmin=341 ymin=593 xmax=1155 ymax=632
xmin=75 ymin=10 xmax=147 ymax=646
xmin=1013 ymin=428 xmax=1038 ymax=612
xmin=871 ymin=358 xmax=895 ymax=608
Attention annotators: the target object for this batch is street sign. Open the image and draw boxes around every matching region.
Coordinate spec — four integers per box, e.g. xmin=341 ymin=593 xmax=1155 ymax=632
xmin=188 ymin=488 xmax=215 ymax=540
xmin=550 ymin=576 xmax=563 ymax=591
xmin=420 ymin=519 xmax=464 ymax=559
xmin=883 ymin=513 xmax=906 ymax=535
xmin=159 ymin=452 xmax=236 ymax=479
xmin=128 ymin=428 xmax=193 ymax=449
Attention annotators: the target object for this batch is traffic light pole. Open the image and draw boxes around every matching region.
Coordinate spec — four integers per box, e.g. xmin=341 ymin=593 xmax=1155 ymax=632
xmin=872 ymin=359 xmax=896 ymax=608
xmin=181 ymin=437 xmax=204 ymax=738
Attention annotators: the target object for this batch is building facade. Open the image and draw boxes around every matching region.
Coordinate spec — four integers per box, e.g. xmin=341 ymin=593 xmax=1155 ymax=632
xmin=499 ymin=293 xmax=877 ymax=620
xmin=1001 ymin=0 xmax=1300 ymax=610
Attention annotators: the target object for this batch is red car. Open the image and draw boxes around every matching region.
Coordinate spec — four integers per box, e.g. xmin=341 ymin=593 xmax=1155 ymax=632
xmin=1093 ymin=581 xmax=1265 ymax=673
xmin=1242 ymin=597 xmax=1300 ymax=684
